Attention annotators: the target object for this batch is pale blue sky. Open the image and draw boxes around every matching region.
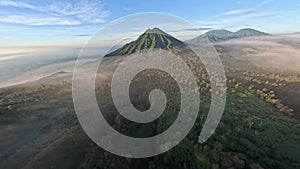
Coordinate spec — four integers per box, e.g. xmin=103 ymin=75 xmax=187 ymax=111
xmin=0 ymin=0 xmax=299 ymax=47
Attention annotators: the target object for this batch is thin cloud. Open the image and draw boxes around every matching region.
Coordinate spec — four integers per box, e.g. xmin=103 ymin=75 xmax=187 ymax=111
xmin=221 ymin=9 xmax=256 ymax=16
xmin=0 ymin=14 xmax=81 ymax=26
xmin=47 ymin=1 xmax=109 ymax=23
xmin=123 ymin=7 xmax=131 ymax=11
xmin=0 ymin=0 xmax=35 ymax=9
xmin=0 ymin=0 xmax=109 ymax=25
xmin=74 ymin=34 xmax=92 ymax=37
xmin=169 ymin=27 xmax=213 ymax=32
xmin=262 ymin=0 xmax=273 ymax=4
xmin=198 ymin=11 xmax=276 ymax=30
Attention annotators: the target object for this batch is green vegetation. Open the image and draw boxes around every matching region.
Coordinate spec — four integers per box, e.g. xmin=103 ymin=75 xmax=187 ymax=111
xmin=225 ymin=64 xmax=300 ymax=118
xmin=78 ymin=77 xmax=300 ymax=169
xmin=79 ymin=28 xmax=300 ymax=169
xmin=1 ymin=28 xmax=299 ymax=169
xmin=105 ymin=28 xmax=186 ymax=57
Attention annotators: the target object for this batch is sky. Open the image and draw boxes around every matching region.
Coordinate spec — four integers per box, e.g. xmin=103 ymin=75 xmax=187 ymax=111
xmin=0 ymin=0 xmax=300 ymax=47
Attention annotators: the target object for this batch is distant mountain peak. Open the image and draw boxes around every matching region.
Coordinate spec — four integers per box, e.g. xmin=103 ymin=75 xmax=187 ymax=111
xmin=233 ymin=28 xmax=270 ymax=38
xmin=236 ymin=28 xmax=264 ymax=32
xmin=186 ymin=28 xmax=270 ymax=43
xmin=203 ymin=29 xmax=232 ymax=37
xmin=105 ymin=28 xmax=186 ymax=57
xmin=237 ymin=28 xmax=256 ymax=31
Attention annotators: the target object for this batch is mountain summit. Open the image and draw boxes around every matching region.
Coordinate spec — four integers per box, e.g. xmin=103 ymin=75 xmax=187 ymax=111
xmin=186 ymin=28 xmax=270 ymax=43
xmin=232 ymin=28 xmax=270 ymax=38
xmin=105 ymin=28 xmax=186 ymax=57
xmin=144 ymin=27 xmax=168 ymax=34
